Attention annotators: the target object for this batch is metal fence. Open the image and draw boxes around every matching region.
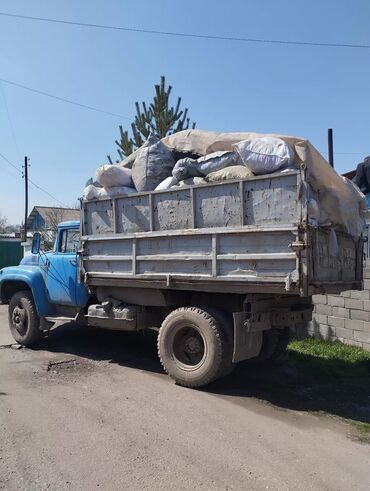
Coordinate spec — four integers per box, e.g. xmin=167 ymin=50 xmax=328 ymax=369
xmin=0 ymin=240 xmax=23 ymax=269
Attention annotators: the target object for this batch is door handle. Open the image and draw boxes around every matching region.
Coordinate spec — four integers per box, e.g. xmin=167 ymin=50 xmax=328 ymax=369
xmin=69 ymin=259 xmax=77 ymax=266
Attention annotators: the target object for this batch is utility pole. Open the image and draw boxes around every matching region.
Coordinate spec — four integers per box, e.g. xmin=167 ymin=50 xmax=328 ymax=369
xmin=22 ymin=156 xmax=29 ymax=242
xmin=327 ymin=128 xmax=334 ymax=168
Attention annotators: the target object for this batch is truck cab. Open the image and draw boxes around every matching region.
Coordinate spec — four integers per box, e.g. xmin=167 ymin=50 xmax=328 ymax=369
xmin=0 ymin=221 xmax=89 ymax=345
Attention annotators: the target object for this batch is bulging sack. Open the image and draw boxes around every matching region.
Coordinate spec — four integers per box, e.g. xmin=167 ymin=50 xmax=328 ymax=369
xmin=172 ymin=158 xmax=202 ymax=182
xmin=155 ymin=176 xmax=178 ymax=191
xmin=132 ymin=135 xmax=175 ymax=192
xmin=96 ymin=164 xmax=133 ymax=188
xmin=233 ymin=137 xmax=294 ymax=175
xmin=98 ymin=186 xmax=136 ymax=198
xmin=172 ymin=151 xmax=238 ymax=182
xmin=197 ymin=151 xmax=238 ymax=174
xmin=206 ymin=165 xmax=254 ymax=182
xmin=82 ymin=184 xmax=100 ymax=201
xmin=174 ymin=177 xmax=207 ymax=187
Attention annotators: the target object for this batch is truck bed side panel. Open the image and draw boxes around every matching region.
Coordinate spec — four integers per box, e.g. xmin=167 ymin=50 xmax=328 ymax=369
xmin=81 ymin=171 xmax=363 ymax=295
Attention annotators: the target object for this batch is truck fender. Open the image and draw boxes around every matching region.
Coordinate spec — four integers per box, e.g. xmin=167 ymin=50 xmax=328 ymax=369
xmin=0 ymin=266 xmax=55 ymax=317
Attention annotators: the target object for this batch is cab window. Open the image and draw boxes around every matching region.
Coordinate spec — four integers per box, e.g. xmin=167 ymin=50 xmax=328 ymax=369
xmin=59 ymin=229 xmax=79 ymax=254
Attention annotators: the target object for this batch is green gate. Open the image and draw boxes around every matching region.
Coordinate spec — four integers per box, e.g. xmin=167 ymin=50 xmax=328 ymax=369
xmin=0 ymin=240 xmax=23 ymax=269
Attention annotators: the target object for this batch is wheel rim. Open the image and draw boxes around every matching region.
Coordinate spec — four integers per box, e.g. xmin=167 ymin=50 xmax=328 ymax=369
xmin=11 ymin=304 xmax=28 ymax=336
xmin=172 ymin=325 xmax=206 ymax=369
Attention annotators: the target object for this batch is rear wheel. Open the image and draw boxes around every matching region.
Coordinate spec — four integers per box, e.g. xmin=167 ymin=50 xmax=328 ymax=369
xmin=249 ymin=328 xmax=290 ymax=363
xmin=158 ymin=307 xmax=228 ymax=388
xmin=206 ymin=308 xmax=235 ymax=379
xmin=8 ymin=291 xmax=42 ymax=346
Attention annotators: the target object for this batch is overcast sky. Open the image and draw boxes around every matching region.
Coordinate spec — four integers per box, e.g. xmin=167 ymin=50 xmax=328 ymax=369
xmin=0 ymin=0 xmax=369 ymax=223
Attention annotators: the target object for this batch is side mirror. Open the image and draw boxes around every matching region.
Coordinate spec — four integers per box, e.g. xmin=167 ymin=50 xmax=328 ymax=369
xmin=31 ymin=232 xmax=41 ymax=255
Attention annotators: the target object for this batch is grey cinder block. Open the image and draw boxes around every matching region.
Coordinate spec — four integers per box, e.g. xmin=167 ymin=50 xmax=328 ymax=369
xmin=344 ymin=299 xmax=363 ymax=310
xmin=327 ymin=296 xmax=345 ymax=307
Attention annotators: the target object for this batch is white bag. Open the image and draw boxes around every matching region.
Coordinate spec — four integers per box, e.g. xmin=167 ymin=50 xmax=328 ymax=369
xmin=233 ymin=137 xmax=294 ymax=175
xmin=98 ymin=186 xmax=136 ymax=199
xmin=82 ymin=184 xmax=99 ymax=201
xmin=174 ymin=177 xmax=207 ymax=187
xmin=155 ymin=176 xmax=206 ymax=190
xmin=155 ymin=176 xmax=178 ymax=191
xmin=96 ymin=164 xmax=133 ymax=188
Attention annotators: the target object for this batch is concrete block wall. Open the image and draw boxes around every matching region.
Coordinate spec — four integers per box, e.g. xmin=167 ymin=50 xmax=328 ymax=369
xmin=300 ymin=265 xmax=370 ymax=351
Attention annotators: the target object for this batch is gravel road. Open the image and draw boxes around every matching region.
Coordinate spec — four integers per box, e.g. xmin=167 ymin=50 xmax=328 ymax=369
xmin=0 ymin=305 xmax=369 ymax=490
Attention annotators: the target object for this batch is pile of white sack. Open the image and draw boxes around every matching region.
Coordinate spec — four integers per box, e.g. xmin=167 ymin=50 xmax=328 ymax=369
xmin=83 ymin=134 xmax=296 ymax=199
xmin=82 ymin=128 xmax=366 ymax=238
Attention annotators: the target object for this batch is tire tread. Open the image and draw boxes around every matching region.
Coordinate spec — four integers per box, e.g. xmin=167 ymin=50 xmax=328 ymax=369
xmin=158 ymin=307 xmax=225 ymax=388
xmin=8 ymin=290 xmax=41 ymax=346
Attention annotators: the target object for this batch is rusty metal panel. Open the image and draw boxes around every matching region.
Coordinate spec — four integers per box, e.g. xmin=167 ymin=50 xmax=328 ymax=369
xmin=153 ymin=189 xmax=192 ymax=231
xmin=85 ymin=238 xmax=132 ymax=256
xmin=194 ymin=182 xmax=241 ymax=228
xmin=311 ymin=229 xmax=359 ymax=283
xmin=116 ymin=195 xmax=150 ymax=234
xmin=217 ymin=230 xmax=295 ymax=254
xmin=244 ymin=173 xmax=299 ymax=226
xmin=137 ymin=235 xmax=212 ymax=256
xmin=80 ymin=171 xmax=362 ymax=294
xmin=84 ymin=200 xmax=114 ymax=236
xmin=82 ymin=228 xmax=299 ymax=287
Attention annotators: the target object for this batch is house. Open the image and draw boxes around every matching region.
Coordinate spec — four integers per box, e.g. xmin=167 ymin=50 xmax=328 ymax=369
xmin=27 ymin=206 xmax=80 ymax=232
xmin=26 ymin=206 xmax=80 ymax=250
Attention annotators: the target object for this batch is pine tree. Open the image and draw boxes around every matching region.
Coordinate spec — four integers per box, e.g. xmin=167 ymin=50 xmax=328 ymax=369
xmin=109 ymin=76 xmax=196 ymax=162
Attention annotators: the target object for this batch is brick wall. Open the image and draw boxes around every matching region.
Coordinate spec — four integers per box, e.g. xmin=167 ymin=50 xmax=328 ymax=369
xmin=298 ymin=265 xmax=370 ymax=351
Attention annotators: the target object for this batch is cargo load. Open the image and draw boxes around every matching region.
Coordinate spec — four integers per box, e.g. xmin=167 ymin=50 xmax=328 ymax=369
xmin=83 ymin=129 xmax=366 ymax=238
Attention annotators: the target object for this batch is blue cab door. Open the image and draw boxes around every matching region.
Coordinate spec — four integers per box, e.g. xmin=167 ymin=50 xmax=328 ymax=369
xmin=45 ymin=228 xmax=84 ymax=306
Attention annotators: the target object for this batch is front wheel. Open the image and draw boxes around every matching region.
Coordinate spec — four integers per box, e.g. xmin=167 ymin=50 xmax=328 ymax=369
xmin=158 ymin=307 xmax=228 ymax=388
xmin=8 ymin=291 xmax=42 ymax=346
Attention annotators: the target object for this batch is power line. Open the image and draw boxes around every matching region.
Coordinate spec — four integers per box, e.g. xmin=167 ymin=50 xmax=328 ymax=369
xmin=0 ymin=82 xmax=22 ymax=160
xmin=0 ymin=11 xmax=369 ymax=50
xmin=0 ymin=151 xmax=22 ymax=174
xmin=335 ymin=152 xmax=369 ymax=156
xmin=1 ymin=87 xmax=68 ymax=206
xmin=1 ymin=75 xmax=368 ymax=158
xmin=27 ymin=176 xmax=67 ymax=207
xmin=0 ymin=152 xmax=68 ymax=207
xmin=321 ymin=151 xmax=368 ymax=156
xmin=0 ymin=160 xmax=22 ymax=181
xmin=0 ymin=77 xmax=131 ymax=120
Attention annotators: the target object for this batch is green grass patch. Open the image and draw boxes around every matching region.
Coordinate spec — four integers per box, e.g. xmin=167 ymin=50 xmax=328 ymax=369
xmin=219 ymin=338 xmax=370 ymax=438
xmin=285 ymin=339 xmax=370 ymax=439
xmin=351 ymin=421 xmax=370 ymax=443
xmin=287 ymin=338 xmax=370 ymax=378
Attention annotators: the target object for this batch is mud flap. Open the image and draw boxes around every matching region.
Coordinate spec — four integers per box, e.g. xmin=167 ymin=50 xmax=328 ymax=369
xmin=232 ymin=312 xmax=263 ymax=363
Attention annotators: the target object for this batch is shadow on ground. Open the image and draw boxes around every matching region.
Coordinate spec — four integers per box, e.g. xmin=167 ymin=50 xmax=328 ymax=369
xmin=36 ymin=323 xmax=370 ymax=424
xmin=208 ymin=353 xmax=370 ymax=425
xmin=35 ymin=322 xmax=162 ymax=375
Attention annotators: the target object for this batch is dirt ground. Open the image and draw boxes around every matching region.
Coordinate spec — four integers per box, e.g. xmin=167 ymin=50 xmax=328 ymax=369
xmin=0 ymin=304 xmax=369 ymax=491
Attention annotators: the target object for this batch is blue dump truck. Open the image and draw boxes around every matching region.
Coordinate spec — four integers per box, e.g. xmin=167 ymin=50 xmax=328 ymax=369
xmin=0 ymin=171 xmax=364 ymax=387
